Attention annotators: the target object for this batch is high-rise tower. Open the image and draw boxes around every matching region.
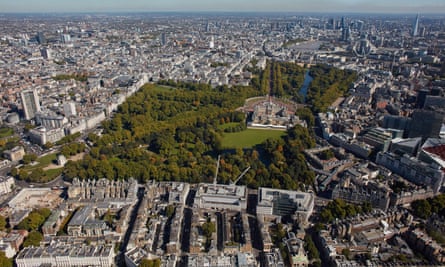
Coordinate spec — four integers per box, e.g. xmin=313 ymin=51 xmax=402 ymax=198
xmin=37 ymin=32 xmax=46 ymax=44
xmin=21 ymin=89 xmax=41 ymax=120
xmin=412 ymin=14 xmax=419 ymax=37
xmin=161 ymin=32 xmax=167 ymax=46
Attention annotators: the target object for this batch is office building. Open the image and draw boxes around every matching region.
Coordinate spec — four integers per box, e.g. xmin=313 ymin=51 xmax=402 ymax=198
xmin=35 ymin=112 xmax=67 ymax=129
xmin=390 ymin=137 xmax=422 ymax=156
xmin=15 ymin=243 xmax=114 ymax=267
xmin=409 ymin=109 xmax=444 ymax=140
xmin=257 ymin=187 xmax=314 ymax=224
xmin=382 ymin=115 xmax=411 ymax=134
xmin=376 ymin=152 xmax=444 ymax=193
xmin=161 ymin=32 xmax=167 ymax=46
xmin=412 ymin=14 xmax=419 ymax=37
xmin=62 ymin=102 xmax=78 ymax=119
xmin=362 ymin=127 xmax=393 ymax=152
xmin=28 ymin=126 xmax=65 ymax=145
xmin=194 ymin=183 xmax=247 ymax=211
xmin=36 ymin=32 xmax=46 ymax=44
xmin=20 ymin=90 xmax=41 ymax=120
xmin=0 ymin=176 xmax=15 ymax=196
xmin=61 ymin=34 xmax=71 ymax=43
xmin=3 ymin=146 xmax=25 ymax=162
xmin=416 ymin=89 xmax=430 ymax=108
xmin=40 ymin=47 xmax=52 ymax=60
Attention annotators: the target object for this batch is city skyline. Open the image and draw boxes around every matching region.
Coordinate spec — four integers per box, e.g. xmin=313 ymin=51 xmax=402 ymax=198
xmin=1 ymin=0 xmax=445 ymax=14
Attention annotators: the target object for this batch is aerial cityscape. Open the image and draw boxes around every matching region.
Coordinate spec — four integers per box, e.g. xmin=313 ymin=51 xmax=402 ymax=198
xmin=0 ymin=1 xmax=445 ymax=267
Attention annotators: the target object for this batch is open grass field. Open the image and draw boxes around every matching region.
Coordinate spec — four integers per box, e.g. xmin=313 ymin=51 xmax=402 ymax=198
xmin=0 ymin=127 xmax=14 ymax=138
xmin=222 ymin=128 xmax=286 ymax=149
xmin=218 ymin=122 xmax=240 ymax=130
xmin=23 ymin=153 xmax=57 ymax=172
xmin=43 ymin=168 xmax=63 ymax=181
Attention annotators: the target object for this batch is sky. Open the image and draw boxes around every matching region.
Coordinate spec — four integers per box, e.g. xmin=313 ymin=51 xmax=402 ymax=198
xmin=1 ymin=0 xmax=445 ymax=14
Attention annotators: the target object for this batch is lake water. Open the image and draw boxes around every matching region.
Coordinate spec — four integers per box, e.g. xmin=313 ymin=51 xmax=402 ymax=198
xmin=299 ymin=70 xmax=313 ymax=103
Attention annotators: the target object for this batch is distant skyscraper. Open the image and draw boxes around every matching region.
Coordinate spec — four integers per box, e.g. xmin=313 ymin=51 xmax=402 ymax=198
xmin=37 ymin=32 xmax=46 ymax=44
xmin=341 ymin=17 xmax=346 ymax=29
xmin=209 ymin=36 xmax=215 ymax=49
xmin=40 ymin=48 xmax=52 ymax=60
xmin=61 ymin=34 xmax=71 ymax=43
xmin=342 ymin=26 xmax=351 ymax=42
xmin=419 ymin=27 xmax=426 ymax=37
xmin=21 ymin=89 xmax=41 ymax=120
xmin=328 ymin=18 xmax=336 ymax=30
xmin=412 ymin=14 xmax=419 ymax=37
xmin=161 ymin=32 xmax=167 ymax=46
xmin=356 ymin=20 xmax=364 ymax=32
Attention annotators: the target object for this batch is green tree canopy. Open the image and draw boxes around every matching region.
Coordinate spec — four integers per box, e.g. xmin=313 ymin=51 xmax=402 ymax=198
xmin=0 ymin=251 xmax=12 ymax=267
xmin=138 ymin=258 xmax=161 ymax=267
xmin=23 ymin=231 xmax=43 ymax=247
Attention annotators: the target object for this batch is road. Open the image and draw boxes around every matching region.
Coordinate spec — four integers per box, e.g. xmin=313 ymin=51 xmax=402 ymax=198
xmin=120 ymin=187 xmax=145 ymax=252
xmin=178 ymin=188 xmax=196 ymax=267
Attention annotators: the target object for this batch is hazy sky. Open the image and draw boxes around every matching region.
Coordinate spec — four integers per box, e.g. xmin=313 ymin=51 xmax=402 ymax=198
xmin=2 ymin=0 xmax=445 ymax=13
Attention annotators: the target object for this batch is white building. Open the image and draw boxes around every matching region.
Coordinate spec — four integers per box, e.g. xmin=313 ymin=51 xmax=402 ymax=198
xmin=194 ymin=183 xmax=247 ymax=211
xmin=0 ymin=176 xmax=14 ymax=195
xmin=29 ymin=126 xmax=65 ymax=145
xmin=63 ymin=102 xmax=77 ymax=117
xmin=15 ymin=243 xmax=114 ymax=267
xmin=0 ymin=241 xmax=16 ymax=258
xmin=20 ymin=89 xmax=41 ymax=121
xmin=257 ymin=187 xmax=314 ymax=224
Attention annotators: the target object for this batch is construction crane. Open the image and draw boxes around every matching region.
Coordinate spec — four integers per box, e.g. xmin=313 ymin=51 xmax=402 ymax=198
xmin=230 ymin=166 xmax=251 ymax=186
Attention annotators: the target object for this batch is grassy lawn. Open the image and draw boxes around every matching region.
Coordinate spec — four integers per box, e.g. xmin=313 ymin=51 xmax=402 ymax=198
xmin=44 ymin=168 xmax=63 ymax=181
xmin=23 ymin=153 xmax=57 ymax=171
xmin=0 ymin=127 xmax=14 ymax=138
xmin=222 ymin=129 xmax=286 ymax=149
xmin=218 ymin=122 xmax=240 ymax=130
xmin=244 ymin=96 xmax=267 ymax=106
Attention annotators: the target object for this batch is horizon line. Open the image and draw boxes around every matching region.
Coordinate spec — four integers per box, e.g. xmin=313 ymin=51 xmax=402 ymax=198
xmin=0 ymin=10 xmax=441 ymax=16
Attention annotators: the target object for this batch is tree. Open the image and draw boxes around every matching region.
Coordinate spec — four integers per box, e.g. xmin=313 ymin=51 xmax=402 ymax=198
xmin=17 ymin=169 xmax=29 ymax=181
xmin=165 ymin=205 xmax=175 ymax=218
xmin=0 ymin=251 xmax=12 ymax=267
xmin=296 ymin=107 xmax=315 ymax=127
xmin=202 ymin=221 xmax=216 ymax=238
xmin=43 ymin=142 xmax=54 ymax=149
xmin=23 ymin=231 xmax=43 ymax=247
xmin=28 ymin=168 xmax=45 ymax=182
xmin=342 ymin=248 xmax=351 ymax=260
xmin=16 ymin=209 xmax=50 ymax=231
xmin=9 ymin=168 xmax=18 ymax=178
xmin=0 ymin=215 xmax=7 ymax=231
xmin=22 ymin=154 xmax=38 ymax=164
xmin=138 ymin=258 xmax=161 ymax=267
xmin=304 ymin=235 xmax=320 ymax=260
xmin=318 ymin=149 xmax=334 ymax=160
xmin=411 ymin=199 xmax=432 ymax=219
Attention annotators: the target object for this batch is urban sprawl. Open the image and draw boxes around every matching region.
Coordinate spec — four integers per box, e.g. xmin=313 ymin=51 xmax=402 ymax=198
xmin=0 ymin=12 xmax=445 ymax=267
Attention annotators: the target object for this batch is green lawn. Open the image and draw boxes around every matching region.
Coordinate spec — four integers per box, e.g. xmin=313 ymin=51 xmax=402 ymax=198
xmin=23 ymin=153 xmax=57 ymax=171
xmin=44 ymin=168 xmax=63 ymax=181
xmin=222 ymin=129 xmax=286 ymax=149
xmin=218 ymin=122 xmax=240 ymax=130
xmin=0 ymin=127 xmax=14 ymax=138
